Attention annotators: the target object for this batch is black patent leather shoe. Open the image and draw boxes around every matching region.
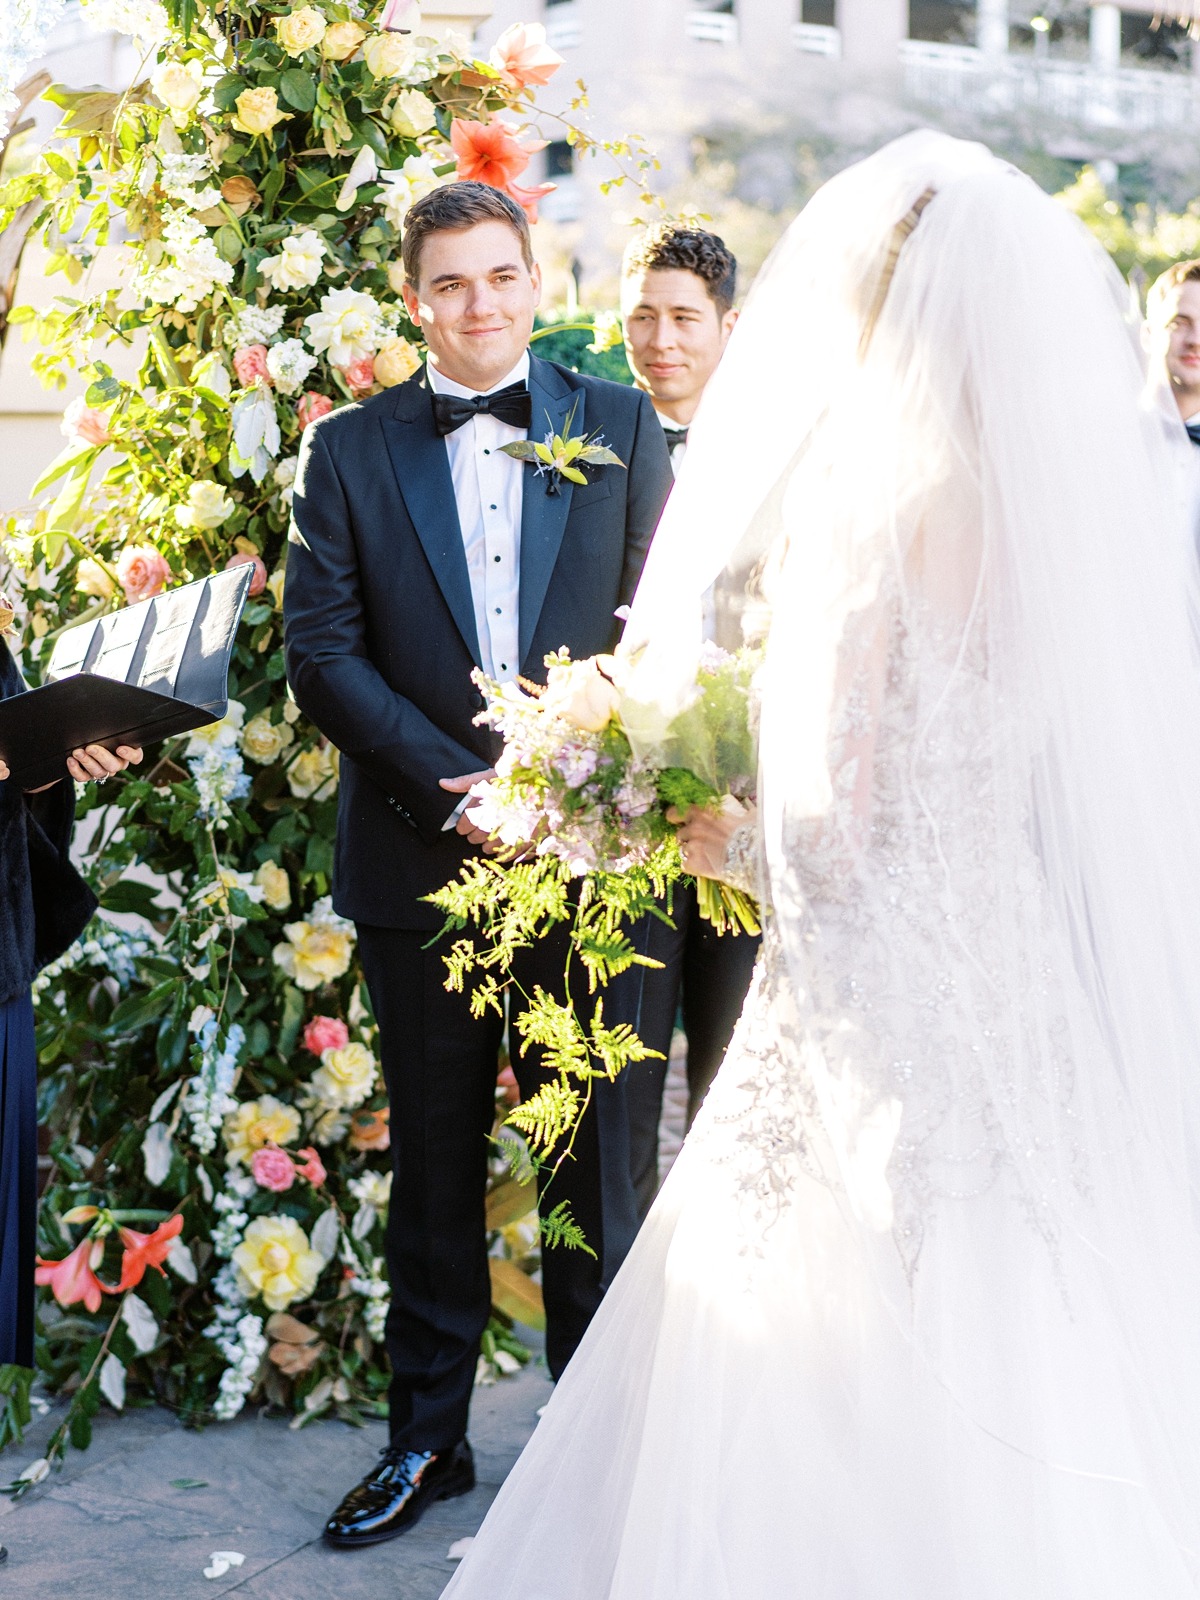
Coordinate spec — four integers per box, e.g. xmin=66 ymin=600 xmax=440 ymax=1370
xmin=323 ymin=1440 xmax=475 ymax=1548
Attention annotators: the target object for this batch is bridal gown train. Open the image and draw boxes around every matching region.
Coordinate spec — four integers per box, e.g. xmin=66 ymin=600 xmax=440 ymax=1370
xmin=443 ymin=132 xmax=1200 ymax=1598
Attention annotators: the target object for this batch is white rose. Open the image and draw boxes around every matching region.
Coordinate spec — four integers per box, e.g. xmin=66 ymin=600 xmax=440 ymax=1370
xmin=362 ymin=31 xmax=419 ymax=78
xmin=286 ymin=743 xmax=339 ymax=799
xmin=151 ymin=59 xmax=203 ymax=122
xmin=240 ymin=712 xmax=296 ymax=765
xmin=378 ymin=155 xmax=443 ymax=231
xmin=388 ymin=89 xmax=437 ymax=139
xmin=259 ymin=230 xmax=325 ymax=293
xmin=304 ymin=288 xmax=382 ymax=369
xmin=254 ymin=859 xmax=292 ymax=912
xmin=176 ymin=479 xmax=234 ymax=530
xmin=311 ymin=1043 xmax=378 ymax=1111
xmin=542 ymin=655 xmax=622 ymax=732
xmin=275 ymin=5 xmax=327 ymax=56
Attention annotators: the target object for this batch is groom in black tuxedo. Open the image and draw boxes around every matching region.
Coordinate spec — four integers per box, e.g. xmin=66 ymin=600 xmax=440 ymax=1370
xmin=284 ymin=181 xmax=673 ymax=1547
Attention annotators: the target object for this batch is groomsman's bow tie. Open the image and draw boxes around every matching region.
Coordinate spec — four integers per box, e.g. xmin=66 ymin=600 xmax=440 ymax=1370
xmin=1186 ymin=421 xmax=1200 ymax=448
xmin=662 ymin=425 xmax=689 ymax=450
xmin=432 ymin=382 xmax=532 ymax=437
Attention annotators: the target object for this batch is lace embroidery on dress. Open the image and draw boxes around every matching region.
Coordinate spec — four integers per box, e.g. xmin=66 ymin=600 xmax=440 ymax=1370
xmin=721 ymin=822 xmax=761 ymax=898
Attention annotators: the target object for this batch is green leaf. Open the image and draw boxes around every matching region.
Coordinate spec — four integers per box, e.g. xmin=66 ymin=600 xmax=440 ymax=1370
xmin=279 ymin=70 xmax=317 ymax=113
xmin=84 ymin=373 xmax=121 ymax=407
xmin=213 ymin=224 xmax=243 ymax=265
xmin=31 ymin=443 xmax=99 ymax=500
xmin=41 ymin=465 xmax=94 ymax=567
xmin=498 ymin=441 xmax=540 ymax=462
xmin=170 ymin=1478 xmax=208 ymax=1490
xmin=70 ymin=1410 xmax=93 ymax=1451
xmin=260 ymin=161 xmax=287 ymax=220
xmin=579 ymin=445 xmax=626 ymax=468
xmin=212 ymin=76 xmax=245 ymax=112
xmin=110 ymin=980 xmax=176 ymax=1033
xmin=99 ymin=880 xmax=163 ymax=918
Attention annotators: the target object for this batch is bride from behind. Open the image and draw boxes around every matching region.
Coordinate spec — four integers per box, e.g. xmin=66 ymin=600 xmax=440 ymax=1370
xmin=442 ymin=130 xmax=1200 ymax=1598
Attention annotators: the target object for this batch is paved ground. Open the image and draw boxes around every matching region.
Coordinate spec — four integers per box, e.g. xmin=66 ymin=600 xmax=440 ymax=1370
xmin=0 ymin=1360 xmax=553 ymax=1600
xmin=0 ymin=1044 xmax=691 ymax=1599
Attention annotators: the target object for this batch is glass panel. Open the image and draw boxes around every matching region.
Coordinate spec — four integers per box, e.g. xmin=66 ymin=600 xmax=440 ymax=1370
xmin=908 ymin=0 xmax=976 ymax=45
xmin=1121 ymin=13 xmax=1192 ymax=73
xmin=800 ymin=0 xmax=836 ymax=25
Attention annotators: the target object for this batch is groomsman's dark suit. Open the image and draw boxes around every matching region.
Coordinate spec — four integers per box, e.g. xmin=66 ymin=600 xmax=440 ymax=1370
xmin=284 ymin=354 xmax=673 ymax=1454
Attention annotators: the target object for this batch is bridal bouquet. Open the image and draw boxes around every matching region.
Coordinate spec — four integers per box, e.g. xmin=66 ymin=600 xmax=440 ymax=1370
xmin=428 ymin=644 xmax=760 ymax=1243
xmin=464 ymin=643 xmax=761 ymax=935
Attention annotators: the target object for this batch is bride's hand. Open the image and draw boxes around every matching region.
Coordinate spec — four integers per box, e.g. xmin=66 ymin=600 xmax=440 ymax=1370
xmin=668 ymin=798 xmax=756 ymax=881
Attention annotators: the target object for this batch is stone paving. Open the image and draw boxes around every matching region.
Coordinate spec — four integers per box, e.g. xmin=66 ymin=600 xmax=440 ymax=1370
xmin=0 ymin=1042 xmax=691 ymax=1599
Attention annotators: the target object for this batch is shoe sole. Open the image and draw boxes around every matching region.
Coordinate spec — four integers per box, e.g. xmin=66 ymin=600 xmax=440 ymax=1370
xmin=322 ymin=1473 xmax=476 ymax=1549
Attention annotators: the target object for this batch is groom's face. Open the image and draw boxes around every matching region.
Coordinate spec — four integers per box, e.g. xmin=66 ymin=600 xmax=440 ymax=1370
xmin=402 ymin=220 xmax=542 ymax=392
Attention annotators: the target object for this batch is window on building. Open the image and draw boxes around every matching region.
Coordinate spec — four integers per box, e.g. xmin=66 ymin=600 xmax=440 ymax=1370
xmin=1008 ymin=6 xmax=1089 ymax=61
xmin=545 ymin=140 xmax=574 ymax=179
xmin=692 ymin=0 xmax=735 ymax=10
xmin=800 ymin=0 xmax=836 ymax=25
xmin=908 ymin=1 xmax=975 ymax=46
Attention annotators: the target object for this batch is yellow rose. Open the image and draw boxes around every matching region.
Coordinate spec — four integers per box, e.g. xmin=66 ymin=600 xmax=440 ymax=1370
xmin=232 ymin=87 xmax=292 ymax=138
xmin=75 ymin=558 xmax=115 ymax=599
xmin=388 ymin=88 xmax=437 ymax=138
xmin=273 ymin=903 xmax=355 ymax=991
xmin=386 ymin=261 xmax=408 ymax=296
xmin=311 ymin=1042 xmax=378 ymax=1111
xmin=223 ymin=1095 xmax=302 ymax=1167
xmin=372 ymin=337 xmax=422 ymax=389
xmin=542 ymin=655 xmax=622 ymax=733
xmin=321 ymin=19 xmax=367 ymax=60
xmin=233 ymin=1215 xmax=323 ymax=1311
xmin=254 ymin=860 xmax=292 ymax=913
xmin=362 ymin=31 xmax=418 ymax=78
xmin=266 ymin=567 xmax=287 ymax=610
xmin=175 ymin=479 xmax=234 ymax=531
xmin=151 ymin=59 xmax=203 ymax=123
xmin=287 ymin=743 xmax=339 ymax=800
xmin=241 ymin=711 xmax=296 ymax=765
xmin=275 ymin=5 xmax=327 ymax=56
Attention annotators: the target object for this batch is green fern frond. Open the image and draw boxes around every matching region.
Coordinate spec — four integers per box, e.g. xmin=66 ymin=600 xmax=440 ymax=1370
xmin=506 ymin=1081 xmax=582 ymax=1155
xmin=540 ymin=1200 xmax=596 ymax=1258
xmin=515 ymin=988 xmax=590 ymax=1078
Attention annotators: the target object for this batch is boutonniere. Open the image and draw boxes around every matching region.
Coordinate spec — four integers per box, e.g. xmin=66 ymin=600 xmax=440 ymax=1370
xmin=499 ymin=400 xmax=626 ymax=496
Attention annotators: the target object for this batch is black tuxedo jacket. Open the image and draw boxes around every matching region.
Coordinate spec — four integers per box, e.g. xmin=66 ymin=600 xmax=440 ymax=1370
xmin=284 ymin=355 xmax=673 ymax=929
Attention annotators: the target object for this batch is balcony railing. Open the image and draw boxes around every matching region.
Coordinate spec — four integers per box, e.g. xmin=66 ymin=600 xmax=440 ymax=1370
xmin=685 ymin=11 xmax=738 ymax=45
xmin=900 ymin=39 xmax=1200 ymax=130
xmin=544 ymin=3 xmax=583 ymax=53
xmin=793 ymin=22 xmax=840 ymax=58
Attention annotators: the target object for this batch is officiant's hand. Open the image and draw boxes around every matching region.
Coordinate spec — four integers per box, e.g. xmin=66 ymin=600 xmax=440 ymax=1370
xmin=65 ymin=744 xmax=144 ymax=785
xmin=439 ymin=769 xmax=499 ymax=850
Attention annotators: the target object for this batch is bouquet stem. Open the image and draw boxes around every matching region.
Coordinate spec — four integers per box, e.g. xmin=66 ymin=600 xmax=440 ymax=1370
xmin=695 ymin=876 xmax=761 ymax=937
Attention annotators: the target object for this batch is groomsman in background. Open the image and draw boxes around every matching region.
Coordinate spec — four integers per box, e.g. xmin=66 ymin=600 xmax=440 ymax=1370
xmin=1144 ymin=259 xmax=1200 ymax=555
xmin=617 ymin=224 xmax=761 ymax=1215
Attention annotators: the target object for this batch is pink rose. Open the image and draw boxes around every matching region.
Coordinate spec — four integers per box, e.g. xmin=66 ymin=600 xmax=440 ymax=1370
xmin=233 ymin=344 xmax=272 ymax=388
xmin=341 ymin=356 xmax=377 ymax=397
xmin=225 ymin=550 xmax=268 ymax=597
xmin=297 ymin=391 xmax=333 ymax=430
xmin=295 ymin=1146 xmax=327 ymax=1187
xmin=303 ymin=1015 xmax=349 ymax=1056
xmin=116 ymin=544 xmax=170 ymax=603
xmin=61 ymin=395 xmax=110 ymax=447
xmin=251 ymin=1144 xmax=296 ymax=1193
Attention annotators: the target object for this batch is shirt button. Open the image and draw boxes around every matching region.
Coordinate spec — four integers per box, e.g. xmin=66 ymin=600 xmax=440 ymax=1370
xmin=493 ymin=555 xmax=501 ymax=563
xmin=483 ymin=448 xmax=491 ymax=455
xmin=489 ymin=504 xmax=497 ymax=510
xmin=494 ymin=607 xmax=502 ymax=615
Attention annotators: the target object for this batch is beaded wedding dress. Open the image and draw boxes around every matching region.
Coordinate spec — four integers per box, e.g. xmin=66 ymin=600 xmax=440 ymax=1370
xmin=442 ymin=132 xmax=1200 ymax=1598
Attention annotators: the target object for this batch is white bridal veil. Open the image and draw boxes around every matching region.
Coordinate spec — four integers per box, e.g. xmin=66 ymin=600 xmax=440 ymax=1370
xmin=446 ymin=132 xmax=1200 ymax=1598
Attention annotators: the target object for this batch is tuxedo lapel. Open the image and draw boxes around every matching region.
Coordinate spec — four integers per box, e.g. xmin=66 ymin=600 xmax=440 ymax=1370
xmin=519 ymin=357 xmax=578 ymax=671
xmin=380 ymin=372 xmax=482 ymax=668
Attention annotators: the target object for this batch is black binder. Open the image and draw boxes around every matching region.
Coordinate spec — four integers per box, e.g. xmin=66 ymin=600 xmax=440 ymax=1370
xmin=0 ymin=565 xmax=254 ymax=791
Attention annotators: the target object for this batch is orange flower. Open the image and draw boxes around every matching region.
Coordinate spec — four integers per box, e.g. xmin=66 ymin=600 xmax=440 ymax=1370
xmin=450 ymin=116 xmax=556 ymax=224
xmin=35 ymin=1237 xmax=106 ymax=1312
xmin=295 ymin=1146 xmax=327 ymax=1186
xmin=490 ymin=23 xmax=564 ymax=91
xmin=349 ymin=1107 xmax=390 ymax=1152
xmin=114 ymin=1213 xmax=184 ymax=1293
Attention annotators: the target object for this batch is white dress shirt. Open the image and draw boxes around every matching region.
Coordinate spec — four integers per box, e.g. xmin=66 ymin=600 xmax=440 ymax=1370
xmin=428 ymin=352 xmax=529 ymax=683
xmin=655 ymin=408 xmax=717 ymax=639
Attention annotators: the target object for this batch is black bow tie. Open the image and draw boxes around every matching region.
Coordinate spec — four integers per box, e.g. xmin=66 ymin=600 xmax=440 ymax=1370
xmin=1187 ymin=421 xmax=1200 ymax=448
xmin=662 ymin=425 xmax=689 ymax=449
xmin=432 ymin=381 xmax=532 ymax=437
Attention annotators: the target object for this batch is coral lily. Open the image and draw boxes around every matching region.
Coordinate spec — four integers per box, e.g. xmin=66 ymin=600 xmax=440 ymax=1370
xmin=450 ymin=115 xmax=555 ymax=223
xmin=35 ymin=1237 xmax=106 ymax=1313
xmin=113 ymin=1213 xmax=184 ymax=1293
xmin=490 ymin=23 xmax=564 ymax=91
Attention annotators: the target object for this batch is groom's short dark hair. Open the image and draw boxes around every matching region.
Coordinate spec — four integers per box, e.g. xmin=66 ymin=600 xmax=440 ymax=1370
xmin=401 ymin=181 xmax=534 ymax=284
xmin=623 ymin=224 xmax=738 ymax=316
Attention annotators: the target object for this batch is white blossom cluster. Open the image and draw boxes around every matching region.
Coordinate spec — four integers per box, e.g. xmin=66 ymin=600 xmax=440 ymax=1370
xmin=223 ymin=303 xmax=287 ymax=350
xmin=344 ymin=1241 xmax=389 ymax=1342
xmin=2 ymin=0 xmax=68 ymax=139
xmin=80 ymin=0 xmax=168 ymax=47
xmin=211 ymin=1190 xmax=250 ymax=1258
xmin=181 ymin=1019 xmax=245 ymax=1154
xmin=32 ymin=918 xmax=152 ymax=995
xmin=157 ymin=152 xmax=220 ymax=212
xmin=137 ymin=211 xmax=235 ymax=315
xmin=265 ymin=339 xmax=318 ymax=396
xmin=209 ymin=1305 xmax=267 ymax=1420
